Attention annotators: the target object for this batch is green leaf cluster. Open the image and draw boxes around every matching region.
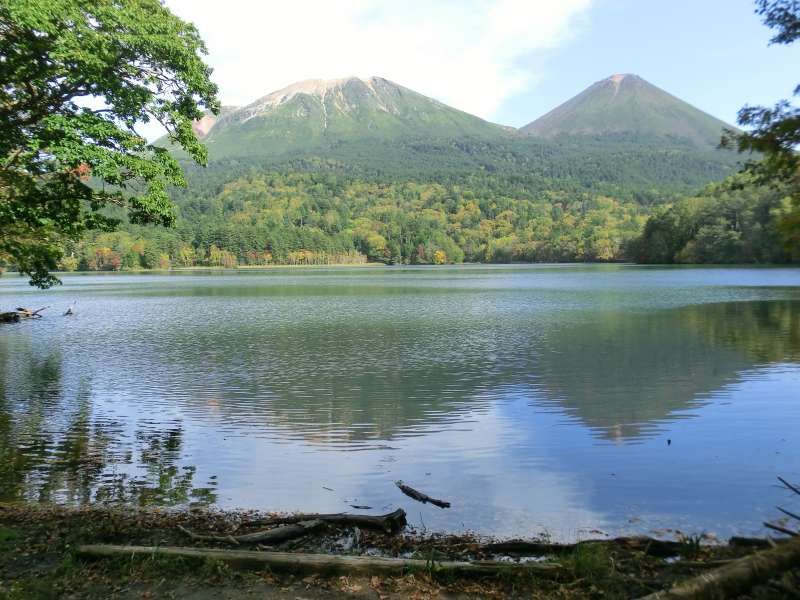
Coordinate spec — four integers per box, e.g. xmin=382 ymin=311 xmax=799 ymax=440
xmin=629 ymin=176 xmax=798 ymax=263
xmin=0 ymin=0 xmax=218 ymax=287
xmin=721 ymin=1 xmax=799 ymax=229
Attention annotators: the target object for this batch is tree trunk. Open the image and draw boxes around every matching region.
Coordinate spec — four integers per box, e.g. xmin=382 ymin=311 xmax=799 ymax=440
xmin=638 ymin=535 xmax=800 ymax=600
xmin=178 ymin=519 xmax=324 ymax=545
xmin=250 ymin=508 xmax=407 ymax=534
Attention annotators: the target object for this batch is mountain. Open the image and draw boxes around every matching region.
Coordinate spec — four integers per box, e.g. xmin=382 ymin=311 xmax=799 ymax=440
xmin=521 ymin=74 xmax=734 ymax=147
xmin=86 ymin=75 xmax=758 ymax=273
xmin=192 ymin=76 xmax=510 ymax=159
xmin=164 ymin=74 xmax=740 ymax=197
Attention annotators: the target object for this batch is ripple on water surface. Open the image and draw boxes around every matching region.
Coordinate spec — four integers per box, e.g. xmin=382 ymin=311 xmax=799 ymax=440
xmin=1 ymin=265 xmax=799 ymax=539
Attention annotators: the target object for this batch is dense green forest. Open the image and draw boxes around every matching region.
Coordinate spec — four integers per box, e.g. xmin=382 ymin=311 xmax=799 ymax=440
xmin=52 ymin=164 xmax=795 ymax=272
xmin=629 ymin=176 xmax=798 ymax=264
xmin=61 ymin=168 xmax=649 ymax=270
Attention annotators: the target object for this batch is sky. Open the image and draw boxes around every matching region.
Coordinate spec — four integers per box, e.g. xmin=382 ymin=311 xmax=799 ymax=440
xmin=161 ymin=0 xmax=799 ymax=131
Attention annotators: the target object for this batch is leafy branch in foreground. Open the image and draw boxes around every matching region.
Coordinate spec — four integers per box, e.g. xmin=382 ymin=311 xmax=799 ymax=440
xmin=0 ymin=0 xmax=219 ymax=287
xmin=721 ymin=1 xmax=800 ymax=251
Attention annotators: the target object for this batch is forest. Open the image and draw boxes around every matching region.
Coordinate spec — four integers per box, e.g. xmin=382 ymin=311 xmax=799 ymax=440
xmin=54 ymin=165 xmax=798 ymax=272
xmin=59 ymin=168 xmax=648 ymax=270
xmin=630 ymin=176 xmax=798 ymax=264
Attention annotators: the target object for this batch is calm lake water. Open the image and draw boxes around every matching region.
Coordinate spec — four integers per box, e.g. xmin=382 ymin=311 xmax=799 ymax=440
xmin=1 ymin=265 xmax=799 ymax=540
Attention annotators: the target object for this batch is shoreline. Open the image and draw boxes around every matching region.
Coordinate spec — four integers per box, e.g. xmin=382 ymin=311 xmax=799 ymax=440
xmin=4 ymin=262 xmax=800 ymax=280
xmin=1 ymin=503 xmax=797 ymax=599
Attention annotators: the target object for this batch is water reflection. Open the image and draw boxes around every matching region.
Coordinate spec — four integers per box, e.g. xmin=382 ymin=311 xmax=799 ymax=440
xmin=1 ymin=268 xmax=799 ymax=537
xmin=0 ymin=348 xmax=216 ymax=505
xmin=147 ymin=299 xmax=800 ymax=445
xmin=538 ymin=300 xmax=800 ymax=440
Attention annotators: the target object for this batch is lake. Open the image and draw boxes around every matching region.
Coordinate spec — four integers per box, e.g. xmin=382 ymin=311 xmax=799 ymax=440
xmin=1 ymin=264 xmax=799 ymax=541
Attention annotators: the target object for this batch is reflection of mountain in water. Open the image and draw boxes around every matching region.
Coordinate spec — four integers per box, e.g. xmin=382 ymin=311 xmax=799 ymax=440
xmin=158 ymin=299 xmax=800 ymax=445
xmin=2 ymin=296 xmax=798 ymax=491
xmin=158 ymin=314 xmax=533 ymax=447
xmin=536 ymin=300 xmax=800 ymax=441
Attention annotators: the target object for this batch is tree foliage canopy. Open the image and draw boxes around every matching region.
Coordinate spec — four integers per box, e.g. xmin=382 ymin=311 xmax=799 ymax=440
xmin=629 ymin=175 xmax=797 ymax=264
xmin=723 ymin=1 xmax=800 ymax=199
xmin=757 ymin=0 xmax=800 ymax=44
xmin=0 ymin=0 xmax=218 ymax=287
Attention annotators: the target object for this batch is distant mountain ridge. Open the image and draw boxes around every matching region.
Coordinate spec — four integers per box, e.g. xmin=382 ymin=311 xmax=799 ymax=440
xmin=95 ymin=74 xmax=753 ymax=277
xmin=521 ymin=74 xmax=734 ymax=147
xmin=192 ymin=76 xmax=510 ymax=159
xmin=190 ymin=73 xmax=734 ymax=152
xmin=164 ymin=74 xmax=741 ymax=197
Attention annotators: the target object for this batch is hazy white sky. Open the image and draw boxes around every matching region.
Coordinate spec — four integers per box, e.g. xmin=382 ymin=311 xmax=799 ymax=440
xmin=164 ymin=0 xmax=593 ymax=119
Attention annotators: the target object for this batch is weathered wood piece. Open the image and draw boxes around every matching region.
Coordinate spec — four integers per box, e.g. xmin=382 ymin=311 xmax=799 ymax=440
xmin=669 ymin=559 xmax=734 ymax=570
xmin=728 ymin=536 xmax=784 ymax=549
xmin=763 ymin=521 xmax=798 ymax=537
xmin=637 ymin=535 xmax=800 ymax=600
xmin=482 ymin=536 xmax=684 ymax=558
xmin=77 ymin=544 xmax=561 ymax=577
xmin=1 ymin=306 xmax=49 ymax=323
xmin=178 ymin=519 xmax=324 ymax=545
xmin=395 ymin=481 xmax=451 ymax=509
xmin=481 ymin=540 xmax=569 ymax=555
xmin=251 ymin=508 xmax=407 ymax=534
xmin=776 ymin=506 xmax=800 ymax=523
xmin=778 ymin=476 xmax=800 ymax=496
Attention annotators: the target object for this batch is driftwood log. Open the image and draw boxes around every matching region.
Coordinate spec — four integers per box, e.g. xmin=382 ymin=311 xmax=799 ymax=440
xmin=1 ymin=306 xmax=49 ymax=323
xmin=178 ymin=519 xmax=324 ymax=545
xmin=481 ymin=536 xmax=684 ymax=558
xmin=637 ymin=535 xmax=800 ymax=600
xmin=395 ymin=481 xmax=450 ymax=509
xmin=763 ymin=475 xmax=800 ymax=536
xmin=764 ymin=521 xmax=798 ymax=537
xmin=728 ymin=536 xmax=785 ymax=549
xmin=778 ymin=476 xmax=800 ymax=496
xmin=250 ymin=508 xmax=407 ymax=534
xmin=77 ymin=544 xmax=561 ymax=577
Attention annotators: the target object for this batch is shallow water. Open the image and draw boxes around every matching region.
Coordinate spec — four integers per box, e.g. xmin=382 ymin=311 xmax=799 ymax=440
xmin=1 ymin=264 xmax=799 ymax=540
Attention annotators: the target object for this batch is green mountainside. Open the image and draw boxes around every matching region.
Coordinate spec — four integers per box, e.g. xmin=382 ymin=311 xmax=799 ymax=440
xmin=61 ymin=74 xmax=777 ymax=273
xmin=521 ymin=74 xmax=733 ymax=147
xmin=161 ymin=74 xmax=739 ymax=193
xmin=193 ymin=76 xmax=511 ymax=159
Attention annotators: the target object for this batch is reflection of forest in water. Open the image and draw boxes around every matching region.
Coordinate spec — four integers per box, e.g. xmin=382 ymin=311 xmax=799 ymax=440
xmin=0 ymin=348 xmax=216 ymax=504
xmin=0 ymin=298 xmax=798 ymax=503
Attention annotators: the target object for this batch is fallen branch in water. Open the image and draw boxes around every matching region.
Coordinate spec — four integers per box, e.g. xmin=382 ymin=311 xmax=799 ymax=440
xmin=638 ymin=535 xmax=800 ymax=600
xmin=16 ymin=306 xmax=49 ymax=316
xmin=777 ymin=506 xmax=800 ymax=523
xmin=395 ymin=481 xmax=450 ymax=509
xmin=778 ymin=476 xmax=800 ymax=496
xmin=77 ymin=544 xmax=562 ymax=577
xmin=763 ymin=521 xmax=798 ymax=537
xmin=178 ymin=519 xmax=324 ymax=545
xmin=250 ymin=508 xmax=407 ymax=534
xmin=0 ymin=306 xmax=49 ymax=323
